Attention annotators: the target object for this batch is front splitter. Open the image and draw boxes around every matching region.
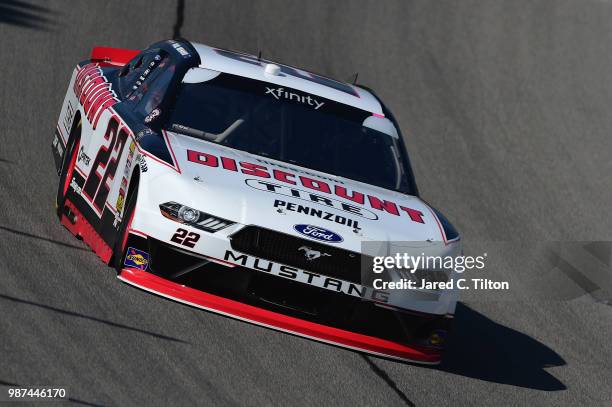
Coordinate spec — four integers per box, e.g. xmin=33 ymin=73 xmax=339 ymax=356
xmin=118 ymin=267 xmax=443 ymax=364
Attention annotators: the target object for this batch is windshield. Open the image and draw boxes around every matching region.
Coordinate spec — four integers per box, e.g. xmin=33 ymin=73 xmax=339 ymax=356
xmin=166 ymin=72 xmax=415 ymax=193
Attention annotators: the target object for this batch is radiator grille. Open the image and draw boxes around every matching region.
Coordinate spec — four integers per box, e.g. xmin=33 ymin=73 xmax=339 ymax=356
xmin=230 ymin=226 xmax=367 ymax=283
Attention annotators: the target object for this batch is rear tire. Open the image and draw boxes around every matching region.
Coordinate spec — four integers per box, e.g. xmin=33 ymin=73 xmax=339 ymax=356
xmin=56 ymin=119 xmax=82 ymax=219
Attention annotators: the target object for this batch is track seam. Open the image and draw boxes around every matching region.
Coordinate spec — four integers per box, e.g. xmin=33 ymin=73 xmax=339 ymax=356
xmin=360 ymin=355 xmax=415 ymax=406
xmin=172 ymin=0 xmax=185 ymax=39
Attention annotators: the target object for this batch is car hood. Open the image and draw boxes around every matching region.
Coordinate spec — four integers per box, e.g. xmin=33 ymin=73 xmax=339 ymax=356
xmin=161 ymin=132 xmax=453 ymax=253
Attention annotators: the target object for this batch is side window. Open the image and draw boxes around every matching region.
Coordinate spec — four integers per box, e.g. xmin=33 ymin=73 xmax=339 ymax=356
xmin=132 ymin=56 xmax=176 ymax=116
xmin=118 ymin=50 xmax=166 ymax=100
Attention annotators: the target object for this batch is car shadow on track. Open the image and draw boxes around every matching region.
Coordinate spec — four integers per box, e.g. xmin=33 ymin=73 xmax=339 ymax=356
xmin=0 ymin=225 xmax=90 ymax=252
xmin=437 ymin=303 xmax=566 ymax=391
xmin=0 ymin=0 xmax=54 ymax=30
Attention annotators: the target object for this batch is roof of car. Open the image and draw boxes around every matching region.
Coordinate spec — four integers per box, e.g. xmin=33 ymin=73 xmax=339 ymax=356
xmin=190 ymin=42 xmax=384 ymax=115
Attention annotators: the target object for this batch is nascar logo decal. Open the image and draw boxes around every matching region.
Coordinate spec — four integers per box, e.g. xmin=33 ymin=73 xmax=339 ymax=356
xmin=124 ymin=247 xmax=150 ymax=270
xmin=293 ymin=224 xmax=343 ymax=243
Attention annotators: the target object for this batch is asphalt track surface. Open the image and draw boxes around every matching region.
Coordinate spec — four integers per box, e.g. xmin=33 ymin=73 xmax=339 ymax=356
xmin=1 ymin=1 xmax=612 ymax=405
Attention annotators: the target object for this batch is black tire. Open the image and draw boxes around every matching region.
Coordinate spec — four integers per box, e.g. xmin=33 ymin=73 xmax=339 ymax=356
xmin=112 ymin=180 xmax=138 ymax=272
xmin=56 ymin=119 xmax=82 ymax=219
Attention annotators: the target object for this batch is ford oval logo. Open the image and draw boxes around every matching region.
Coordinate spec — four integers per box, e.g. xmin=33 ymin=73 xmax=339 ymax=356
xmin=293 ymin=224 xmax=343 ymax=243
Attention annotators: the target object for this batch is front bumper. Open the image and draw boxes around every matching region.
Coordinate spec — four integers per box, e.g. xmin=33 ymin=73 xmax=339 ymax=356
xmin=118 ymin=267 xmax=445 ymax=364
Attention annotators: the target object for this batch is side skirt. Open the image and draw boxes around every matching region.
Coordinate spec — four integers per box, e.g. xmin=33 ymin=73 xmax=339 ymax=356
xmin=60 ymin=199 xmax=113 ymax=263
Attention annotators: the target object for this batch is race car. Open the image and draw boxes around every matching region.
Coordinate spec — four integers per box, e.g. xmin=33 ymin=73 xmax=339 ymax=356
xmin=52 ymin=39 xmax=461 ymax=364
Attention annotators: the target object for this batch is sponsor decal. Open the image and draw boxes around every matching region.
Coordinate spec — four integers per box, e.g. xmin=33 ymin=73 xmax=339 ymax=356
xmin=52 ymin=134 xmax=64 ymax=157
xmin=428 ymin=329 xmax=447 ymax=347
xmin=62 ymin=101 xmax=75 ymax=136
xmin=294 ymin=224 xmax=343 ymax=243
xmin=273 ymin=199 xmax=361 ymax=230
xmin=115 ymin=194 xmax=124 ymax=214
xmin=265 ymin=86 xmax=324 ymax=110
xmin=144 ymin=108 xmax=161 ymax=124
xmin=224 ymin=250 xmax=389 ymax=302
xmin=124 ymin=247 xmax=149 ymax=270
xmin=77 ymin=146 xmax=90 ymax=166
xmin=130 ymin=55 xmax=163 ymax=94
xmin=298 ymin=246 xmax=331 ymax=261
xmin=138 ymin=154 xmax=148 ymax=172
xmin=73 ymin=64 xmax=119 ymax=129
xmin=69 ymin=178 xmax=82 ymax=195
xmin=187 ymin=149 xmax=426 ymax=223
xmin=171 ymin=42 xmax=190 ymax=58
xmin=116 ymin=177 xmax=128 ymax=213
xmin=124 ymin=141 xmax=136 ymax=177
xmin=247 ymin=179 xmax=377 ymax=220
xmin=135 ymin=128 xmax=153 ymax=141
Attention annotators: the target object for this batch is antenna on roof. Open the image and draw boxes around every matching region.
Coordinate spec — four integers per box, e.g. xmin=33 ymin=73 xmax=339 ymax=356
xmin=352 ymin=72 xmax=359 ymax=85
xmin=257 ymin=50 xmax=262 ymax=62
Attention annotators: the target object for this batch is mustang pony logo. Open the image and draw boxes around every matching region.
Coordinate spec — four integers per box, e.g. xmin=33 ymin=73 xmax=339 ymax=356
xmin=298 ymin=246 xmax=331 ymax=261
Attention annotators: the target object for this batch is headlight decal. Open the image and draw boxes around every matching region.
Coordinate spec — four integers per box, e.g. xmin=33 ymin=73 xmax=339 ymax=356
xmin=159 ymin=202 xmax=235 ymax=232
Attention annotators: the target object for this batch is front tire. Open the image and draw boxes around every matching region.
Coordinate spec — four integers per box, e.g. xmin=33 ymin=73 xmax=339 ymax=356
xmin=56 ymin=119 xmax=81 ymax=218
xmin=113 ymin=181 xmax=138 ymax=272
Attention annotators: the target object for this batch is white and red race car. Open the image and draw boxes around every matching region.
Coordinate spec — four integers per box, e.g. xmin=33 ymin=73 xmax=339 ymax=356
xmin=52 ymin=39 xmax=461 ymax=364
